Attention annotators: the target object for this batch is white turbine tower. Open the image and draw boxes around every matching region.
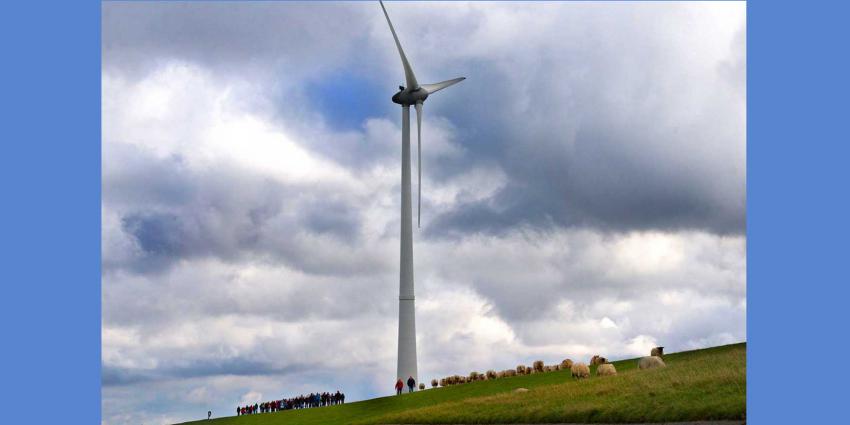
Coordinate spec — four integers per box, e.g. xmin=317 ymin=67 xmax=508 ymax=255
xmin=378 ymin=0 xmax=465 ymax=389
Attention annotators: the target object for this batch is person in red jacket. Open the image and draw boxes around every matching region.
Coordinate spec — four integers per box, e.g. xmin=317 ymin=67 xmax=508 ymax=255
xmin=395 ymin=378 xmax=404 ymax=395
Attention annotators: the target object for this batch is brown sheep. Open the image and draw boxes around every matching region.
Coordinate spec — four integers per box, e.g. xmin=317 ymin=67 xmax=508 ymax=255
xmin=525 ymin=366 xmax=533 ymax=375
xmin=439 ymin=378 xmax=446 ymax=387
xmin=486 ymin=370 xmax=497 ymax=379
xmin=571 ymin=362 xmax=590 ymax=379
xmin=560 ymin=359 xmax=573 ymax=369
xmin=651 ymin=346 xmax=664 ymax=357
xmin=543 ymin=365 xmax=553 ymax=372
xmin=590 ymin=355 xmax=608 ymax=366
xmin=431 ymin=379 xmax=438 ymax=388
xmin=419 ymin=383 xmax=425 ymax=390
xmin=596 ymin=363 xmax=617 ymax=376
xmin=504 ymin=369 xmax=517 ymax=377
xmin=469 ymin=371 xmax=480 ymax=381
xmin=638 ymin=356 xmax=666 ymax=370
xmin=516 ymin=365 xmax=526 ymax=374
xmin=533 ymin=360 xmax=545 ymax=372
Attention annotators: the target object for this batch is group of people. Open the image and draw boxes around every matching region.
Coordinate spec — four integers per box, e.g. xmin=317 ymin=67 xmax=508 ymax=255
xmin=236 ymin=391 xmax=345 ymax=416
xmin=394 ymin=376 xmax=417 ymax=395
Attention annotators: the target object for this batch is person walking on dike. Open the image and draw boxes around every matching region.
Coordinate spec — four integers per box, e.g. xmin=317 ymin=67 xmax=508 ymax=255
xmin=395 ymin=378 xmax=404 ymax=395
xmin=407 ymin=376 xmax=416 ymax=393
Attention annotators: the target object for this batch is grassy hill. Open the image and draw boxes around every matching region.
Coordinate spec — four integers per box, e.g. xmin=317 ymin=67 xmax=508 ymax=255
xmin=180 ymin=342 xmax=745 ymax=425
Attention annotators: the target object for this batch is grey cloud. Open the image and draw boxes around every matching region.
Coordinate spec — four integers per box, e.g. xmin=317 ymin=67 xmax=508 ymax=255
xmin=103 ymin=143 xmax=382 ymax=276
xmin=102 ymin=2 xmax=373 ymax=78
xmin=103 ymin=359 xmax=311 ymax=387
xmin=104 ymin=2 xmax=746 ymax=236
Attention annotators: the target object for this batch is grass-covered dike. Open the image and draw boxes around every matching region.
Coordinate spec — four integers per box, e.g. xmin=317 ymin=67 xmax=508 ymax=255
xmin=179 ymin=342 xmax=745 ymax=425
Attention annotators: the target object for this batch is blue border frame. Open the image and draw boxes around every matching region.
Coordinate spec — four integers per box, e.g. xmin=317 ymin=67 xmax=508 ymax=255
xmin=748 ymin=0 xmax=849 ymax=423
xmin=0 ymin=1 xmax=101 ymax=424
xmin=2 ymin=1 xmax=849 ymax=424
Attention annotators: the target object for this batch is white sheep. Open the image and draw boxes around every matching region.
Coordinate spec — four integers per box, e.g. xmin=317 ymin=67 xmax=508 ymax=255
xmin=590 ymin=355 xmax=607 ymax=366
xmin=533 ymin=360 xmax=545 ymax=372
xmin=638 ymin=356 xmax=666 ymax=370
xmin=596 ymin=363 xmax=617 ymax=376
xmin=571 ymin=362 xmax=590 ymax=379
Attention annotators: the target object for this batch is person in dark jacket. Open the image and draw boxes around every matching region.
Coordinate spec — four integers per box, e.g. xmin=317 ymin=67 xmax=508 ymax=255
xmin=395 ymin=378 xmax=404 ymax=395
xmin=407 ymin=376 xmax=416 ymax=393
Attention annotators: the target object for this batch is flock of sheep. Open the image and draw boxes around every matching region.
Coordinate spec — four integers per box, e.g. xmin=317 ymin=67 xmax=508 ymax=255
xmin=424 ymin=346 xmax=668 ymax=389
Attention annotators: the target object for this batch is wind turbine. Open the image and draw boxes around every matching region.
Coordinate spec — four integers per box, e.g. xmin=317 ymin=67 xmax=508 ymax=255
xmin=378 ymin=0 xmax=465 ymax=388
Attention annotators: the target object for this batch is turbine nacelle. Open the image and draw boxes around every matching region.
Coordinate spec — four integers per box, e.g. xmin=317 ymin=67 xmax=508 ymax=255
xmin=392 ymin=87 xmax=429 ymax=106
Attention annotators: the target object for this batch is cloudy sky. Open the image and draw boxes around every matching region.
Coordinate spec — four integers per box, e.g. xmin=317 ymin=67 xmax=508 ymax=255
xmin=101 ymin=2 xmax=746 ymax=424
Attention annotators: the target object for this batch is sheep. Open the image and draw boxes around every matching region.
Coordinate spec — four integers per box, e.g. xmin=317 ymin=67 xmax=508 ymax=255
xmin=596 ymin=363 xmax=617 ymax=376
xmin=571 ymin=362 xmax=590 ymax=379
xmin=638 ymin=356 xmax=666 ymax=370
xmin=419 ymin=383 xmax=425 ymax=390
xmin=533 ymin=360 xmax=545 ymax=372
xmin=590 ymin=355 xmax=608 ymax=366
xmin=469 ymin=371 xmax=480 ymax=381
xmin=431 ymin=379 xmax=438 ymax=388
xmin=497 ymin=371 xmax=505 ymax=378
xmin=516 ymin=365 xmax=526 ymax=375
xmin=651 ymin=346 xmax=664 ymax=357
xmin=552 ymin=364 xmax=560 ymax=371
xmin=560 ymin=359 xmax=574 ymax=369
xmin=543 ymin=365 xmax=553 ymax=372
xmin=487 ymin=370 xmax=498 ymax=380
xmin=439 ymin=378 xmax=446 ymax=387
xmin=525 ymin=366 xmax=533 ymax=375
xmin=504 ymin=369 xmax=517 ymax=377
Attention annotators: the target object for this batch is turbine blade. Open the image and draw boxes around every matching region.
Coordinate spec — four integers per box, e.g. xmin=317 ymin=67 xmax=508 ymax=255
xmin=415 ymin=102 xmax=423 ymax=228
xmin=421 ymin=77 xmax=466 ymax=94
xmin=379 ymin=1 xmax=419 ymax=89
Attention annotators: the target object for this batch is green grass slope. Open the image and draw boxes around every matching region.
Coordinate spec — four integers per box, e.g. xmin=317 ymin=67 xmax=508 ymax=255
xmin=181 ymin=342 xmax=745 ymax=425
